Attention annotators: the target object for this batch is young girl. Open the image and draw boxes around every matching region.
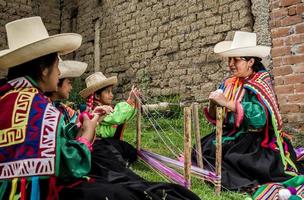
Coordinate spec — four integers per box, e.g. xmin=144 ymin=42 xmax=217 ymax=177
xmin=46 ymin=60 xmax=88 ymax=124
xmin=79 ymin=71 xmax=140 ymax=140
xmin=78 ymin=74 xmax=201 ymax=200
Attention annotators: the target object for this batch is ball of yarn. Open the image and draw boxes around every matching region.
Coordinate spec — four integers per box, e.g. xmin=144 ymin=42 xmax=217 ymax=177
xmin=288 ymin=195 xmax=301 ymax=200
xmin=287 ymin=186 xmax=297 ymax=195
xmin=278 ymin=188 xmax=292 ymax=200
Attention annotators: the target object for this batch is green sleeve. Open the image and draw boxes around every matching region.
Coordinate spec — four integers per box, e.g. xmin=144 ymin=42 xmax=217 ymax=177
xmin=57 ymin=118 xmax=91 ymax=178
xmin=241 ymin=92 xmax=267 ymax=129
xmin=96 ymin=101 xmax=137 ymax=138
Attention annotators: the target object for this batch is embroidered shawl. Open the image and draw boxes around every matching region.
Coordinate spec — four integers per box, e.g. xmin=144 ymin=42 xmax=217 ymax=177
xmin=244 ymin=71 xmax=297 ymax=174
xmin=0 ymin=77 xmax=61 ymax=180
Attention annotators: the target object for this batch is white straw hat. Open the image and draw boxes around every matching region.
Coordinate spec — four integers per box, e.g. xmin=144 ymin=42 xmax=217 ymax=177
xmin=214 ymin=31 xmax=270 ymax=58
xmin=0 ymin=16 xmax=82 ymax=69
xmin=59 ymin=60 xmax=87 ymax=79
xmin=79 ymin=72 xmax=118 ymax=98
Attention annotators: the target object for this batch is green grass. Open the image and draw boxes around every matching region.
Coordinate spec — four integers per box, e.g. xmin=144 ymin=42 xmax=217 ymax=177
xmin=123 ymin=109 xmax=250 ymax=200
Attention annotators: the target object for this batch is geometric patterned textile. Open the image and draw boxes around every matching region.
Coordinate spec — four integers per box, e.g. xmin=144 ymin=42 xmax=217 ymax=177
xmin=244 ymin=71 xmax=297 ymax=174
xmin=0 ymin=77 xmax=60 ymax=180
xmin=253 ymin=176 xmax=304 ymax=200
xmin=244 ymin=71 xmax=282 ymax=130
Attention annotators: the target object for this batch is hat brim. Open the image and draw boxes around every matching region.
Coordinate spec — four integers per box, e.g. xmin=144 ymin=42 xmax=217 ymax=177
xmin=59 ymin=60 xmax=87 ymax=79
xmin=214 ymin=41 xmax=271 ymax=58
xmin=79 ymin=76 xmax=118 ymax=98
xmin=0 ymin=33 xmax=82 ymax=69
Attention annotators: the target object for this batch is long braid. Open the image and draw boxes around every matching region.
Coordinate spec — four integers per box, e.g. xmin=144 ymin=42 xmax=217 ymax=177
xmin=87 ymin=94 xmax=94 ymax=111
xmin=77 ymin=94 xmax=94 ymax=128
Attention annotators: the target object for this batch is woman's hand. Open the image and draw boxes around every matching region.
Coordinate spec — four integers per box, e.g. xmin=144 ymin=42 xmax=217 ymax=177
xmin=208 ymin=89 xmax=236 ymax=112
xmin=209 ymin=90 xmax=228 ymax=107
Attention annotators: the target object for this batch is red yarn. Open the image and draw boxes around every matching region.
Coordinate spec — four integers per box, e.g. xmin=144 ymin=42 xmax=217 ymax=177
xmin=20 ymin=178 xmax=26 ymax=200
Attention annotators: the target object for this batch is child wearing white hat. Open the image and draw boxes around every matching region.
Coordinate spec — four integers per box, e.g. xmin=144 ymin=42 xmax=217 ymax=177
xmin=79 ymin=71 xmax=141 ymax=140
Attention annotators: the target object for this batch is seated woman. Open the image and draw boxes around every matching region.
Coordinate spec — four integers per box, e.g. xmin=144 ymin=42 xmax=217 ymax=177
xmin=79 ymin=71 xmax=140 ymax=140
xmin=192 ymin=31 xmax=304 ymax=192
xmin=0 ymin=17 xmax=113 ymax=199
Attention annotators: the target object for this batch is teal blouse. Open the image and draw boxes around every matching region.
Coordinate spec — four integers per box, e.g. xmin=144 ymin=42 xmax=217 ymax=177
xmin=96 ymin=102 xmax=137 ymax=138
xmin=222 ymin=91 xmax=267 ymax=142
xmin=57 ymin=118 xmax=91 ymax=178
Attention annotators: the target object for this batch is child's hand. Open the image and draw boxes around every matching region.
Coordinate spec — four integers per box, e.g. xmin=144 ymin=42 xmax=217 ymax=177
xmin=93 ymin=105 xmax=113 ymax=116
xmin=128 ymin=85 xmax=141 ymax=102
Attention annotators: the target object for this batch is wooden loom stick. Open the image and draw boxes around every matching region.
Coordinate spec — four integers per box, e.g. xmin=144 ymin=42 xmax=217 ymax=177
xmin=136 ymin=100 xmax=142 ymax=151
xmin=183 ymin=106 xmax=192 ymax=189
xmin=215 ymin=106 xmax=223 ymax=194
xmin=192 ymin=103 xmax=204 ymax=170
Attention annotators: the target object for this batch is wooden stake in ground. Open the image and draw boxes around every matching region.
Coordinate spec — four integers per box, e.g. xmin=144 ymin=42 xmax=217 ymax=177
xmin=192 ymin=103 xmax=203 ymax=169
xmin=215 ymin=106 xmax=223 ymax=194
xmin=136 ymin=101 xmax=142 ymax=151
xmin=183 ymin=106 xmax=192 ymax=189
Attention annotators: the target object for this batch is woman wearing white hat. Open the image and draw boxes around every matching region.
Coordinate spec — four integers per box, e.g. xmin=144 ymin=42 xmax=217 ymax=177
xmin=192 ymin=31 xmax=304 ymax=193
xmin=0 ymin=17 xmax=126 ymax=199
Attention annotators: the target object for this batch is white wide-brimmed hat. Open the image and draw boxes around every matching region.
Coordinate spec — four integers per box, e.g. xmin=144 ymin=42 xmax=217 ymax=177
xmin=59 ymin=60 xmax=87 ymax=79
xmin=79 ymin=72 xmax=118 ymax=98
xmin=214 ymin=31 xmax=270 ymax=58
xmin=0 ymin=16 xmax=82 ymax=69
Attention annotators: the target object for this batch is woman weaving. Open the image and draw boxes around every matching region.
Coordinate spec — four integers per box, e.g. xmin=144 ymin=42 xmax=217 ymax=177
xmin=192 ymin=31 xmax=304 ymax=193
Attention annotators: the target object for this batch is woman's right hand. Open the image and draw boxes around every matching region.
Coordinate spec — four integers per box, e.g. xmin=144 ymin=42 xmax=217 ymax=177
xmin=208 ymin=89 xmax=227 ymax=107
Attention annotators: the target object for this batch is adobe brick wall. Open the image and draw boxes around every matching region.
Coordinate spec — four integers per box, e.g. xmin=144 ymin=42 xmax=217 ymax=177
xmin=270 ymin=0 xmax=304 ymax=130
xmin=61 ymin=0 xmax=257 ymax=102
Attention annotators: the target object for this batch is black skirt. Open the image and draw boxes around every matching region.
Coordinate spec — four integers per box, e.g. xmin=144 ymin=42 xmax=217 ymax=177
xmin=59 ymin=138 xmax=201 ymax=200
xmin=192 ymin=131 xmax=304 ymax=191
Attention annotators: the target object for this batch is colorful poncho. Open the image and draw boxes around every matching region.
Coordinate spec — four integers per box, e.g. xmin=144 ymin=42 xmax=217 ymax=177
xmin=0 ymin=77 xmax=61 ymax=199
xmin=244 ymin=71 xmax=297 ymax=175
xmin=214 ymin=71 xmax=297 ymax=175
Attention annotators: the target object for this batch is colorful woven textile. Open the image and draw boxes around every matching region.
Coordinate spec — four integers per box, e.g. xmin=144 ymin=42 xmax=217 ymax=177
xmin=253 ymin=175 xmax=304 ymax=200
xmin=244 ymin=71 xmax=298 ymax=174
xmin=244 ymin=71 xmax=282 ymax=130
xmin=0 ymin=77 xmax=61 ymax=180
